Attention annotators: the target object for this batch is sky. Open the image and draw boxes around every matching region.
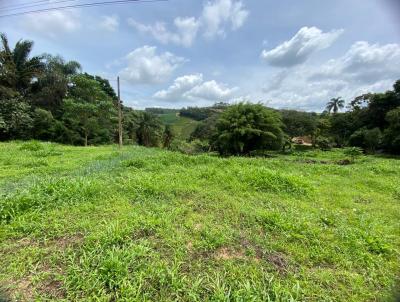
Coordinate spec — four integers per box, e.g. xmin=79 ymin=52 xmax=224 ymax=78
xmin=1 ymin=0 xmax=400 ymax=111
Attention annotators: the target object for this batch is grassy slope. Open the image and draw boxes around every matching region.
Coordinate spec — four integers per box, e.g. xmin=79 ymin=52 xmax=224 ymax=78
xmin=0 ymin=142 xmax=399 ymax=301
xmin=158 ymin=113 xmax=200 ymax=140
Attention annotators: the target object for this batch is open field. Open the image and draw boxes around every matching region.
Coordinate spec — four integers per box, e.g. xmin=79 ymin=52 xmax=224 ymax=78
xmin=0 ymin=141 xmax=399 ymax=301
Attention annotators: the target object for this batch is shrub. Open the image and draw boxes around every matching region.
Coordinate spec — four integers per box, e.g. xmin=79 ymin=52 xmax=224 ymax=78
xmin=315 ymin=136 xmax=333 ymax=151
xmin=169 ymin=139 xmax=209 ymax=155
xmin=19 ymin=140 xmax=43 ymax=151
xmin=343 ymin=147 xmax=363 ymax=162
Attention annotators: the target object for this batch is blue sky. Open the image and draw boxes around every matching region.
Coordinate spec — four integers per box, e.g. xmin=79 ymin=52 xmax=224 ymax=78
xmin=1 ymin=0 xmax=400 ymax=110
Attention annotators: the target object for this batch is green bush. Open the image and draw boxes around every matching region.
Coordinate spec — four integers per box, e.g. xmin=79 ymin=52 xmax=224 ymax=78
xmin=169 ymin=139 xmax=209 ymax=155
xmin=343 ymin=147 xmax=363 ymax=162
xmin=315 ymin=136 xmax=333 ymax=150
xmin=19 ymin=140 xmax=43 ymax=151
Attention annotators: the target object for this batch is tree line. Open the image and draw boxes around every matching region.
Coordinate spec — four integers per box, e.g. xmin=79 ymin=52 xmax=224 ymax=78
xmin=0 ymin=33 xmax=164 ymax=147
xmin=1 ymin=33 xmax=399 ymax=155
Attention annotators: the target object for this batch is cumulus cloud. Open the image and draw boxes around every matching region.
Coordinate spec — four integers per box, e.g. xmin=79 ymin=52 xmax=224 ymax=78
xmin=312 ymin=41 xmax=400 ymax=84
xmin=128 ymin=0 xmax=248 ymax=46
xmin=99 ymin=15 xmax=119 ymax=32
xmin=261 ymin=26 xmax=343 ymax=67
xmin=201 ymin=0 xmax=249 ymax=38
xmin=20 ymin=10 xmax=81 ymax=38
xmin=127 ymin=17 xmax=200 ymax=47
xmin=154 ymin=73 xmax=237 ymax=102
xmin=119 ymin=46 xmax=186 ymax=84
xmin=262 ymin=41 xmax=400 ymax=110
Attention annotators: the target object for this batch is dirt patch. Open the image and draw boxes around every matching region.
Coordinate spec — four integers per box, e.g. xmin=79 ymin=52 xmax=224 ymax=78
xmin=336 ymin=159 xmax=352 ymax=165
xmin=38 ymin=278 xmax=66 ymax=300
xmin=295 ymin=159 xmax=329 ymax=164
xmin=3 ymin=278 xmax=35 ymax=302
xmin=49 ymin=233 xmax=84 ymax=250
xmin=214 ymin=247 xmax=246 ymax=260
xmin=266 ymin=252 xmax=289 ymax=274
xmin=4 ymin=233 xmax=84 ymax=254
xmin=131 ymin=228 xmax=156 ymax=240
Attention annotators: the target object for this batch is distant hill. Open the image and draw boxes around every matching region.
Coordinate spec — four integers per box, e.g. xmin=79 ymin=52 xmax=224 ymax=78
xmin=145 ymin=109 xmax=200 ymax=140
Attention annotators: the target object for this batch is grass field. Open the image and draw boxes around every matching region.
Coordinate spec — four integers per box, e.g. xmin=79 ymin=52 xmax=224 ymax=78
xmin=0 ymin=141 xmax=399 ymax=301
xmin=158 ymin=113 xmax=200 ymax=140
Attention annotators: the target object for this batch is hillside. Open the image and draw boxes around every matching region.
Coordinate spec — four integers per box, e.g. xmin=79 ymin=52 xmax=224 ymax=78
xmin=0 ymin=141 xmax=399 ymax=301
xmin=157 ymin=112 xmax=200 ymax=140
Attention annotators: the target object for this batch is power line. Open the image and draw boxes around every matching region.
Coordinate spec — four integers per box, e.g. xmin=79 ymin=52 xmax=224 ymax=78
xmin=0 ymin=0 xmax=77 ymax=12
xmin=0 ymin=0 xmax=51 ymax=10
xmin=0 ymin=0 xmax=167 ymax=18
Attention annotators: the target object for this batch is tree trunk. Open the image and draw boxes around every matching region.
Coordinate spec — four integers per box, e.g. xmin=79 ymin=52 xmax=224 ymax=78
xmin=84 ymin=133 xmax=88 ymax=147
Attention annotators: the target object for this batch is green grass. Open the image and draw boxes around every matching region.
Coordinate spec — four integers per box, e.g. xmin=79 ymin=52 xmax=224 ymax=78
xmin=158 ymin=113 xmax=200 ymax=140
xmin=0 ymin=141 xmax=399 ymax=301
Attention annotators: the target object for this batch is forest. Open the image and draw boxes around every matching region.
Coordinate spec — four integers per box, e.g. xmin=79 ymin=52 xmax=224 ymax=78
xmin=1 ymin=33 xmax=399 ymax=155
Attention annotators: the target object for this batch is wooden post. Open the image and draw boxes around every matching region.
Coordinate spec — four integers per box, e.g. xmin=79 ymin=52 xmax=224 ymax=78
xmin=117 ymin=76 xmax=123 ymax=147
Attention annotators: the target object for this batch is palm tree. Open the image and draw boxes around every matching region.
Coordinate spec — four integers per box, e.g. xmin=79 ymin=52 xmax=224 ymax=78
xmin=136 ymin=112 xmax=162 ymax=147
xmin=0 ymin=33 xmax=44 ymax=97
xmin=325 ymin=97 xmax=345 ymax=114
xmin=31 ymin=54 xmax=81 ymax=114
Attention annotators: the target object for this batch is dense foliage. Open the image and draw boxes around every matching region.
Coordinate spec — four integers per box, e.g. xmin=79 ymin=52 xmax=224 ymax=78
xmin=1 ymin=33 xmax=399 ymax=155
xmin=211 ymin=103 xmax=284 ymax=155
xmin=0 ymin=34 xmax=163 ymax=147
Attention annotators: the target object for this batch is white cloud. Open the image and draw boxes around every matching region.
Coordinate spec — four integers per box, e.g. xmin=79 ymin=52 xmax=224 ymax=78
xmin=127 ymin=0 xmax=248 ymax=46
xmin=261 ymin=41 xmax=400 ymax=111
xmin=154 ymin=74 xmax=204 ymax=99
xmin=20 ymin=10 xmax=81 ymax=38
xmin=201 ymin=0 xmax=249 ymax=38
xmin=312 ymin=41 xmax=400 ymax=84
xmin=154 ymin=73 xmax=237 ymax=102
xmin=189 ymin=80 xmax=236 ymax=100
xmin=99 ymin=15 xmax=119 ymax=32
xmin=127 ymin=17 xmax=200 ymax=47
xmin=119 ymin=46 xmax=186 ymax=84
xmin=261 ymin=26 xmax=343 ymax=67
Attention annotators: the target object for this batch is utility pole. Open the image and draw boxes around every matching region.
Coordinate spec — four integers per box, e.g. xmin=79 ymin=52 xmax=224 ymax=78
xmin=117 ymin=76 xmax=123 ymax=147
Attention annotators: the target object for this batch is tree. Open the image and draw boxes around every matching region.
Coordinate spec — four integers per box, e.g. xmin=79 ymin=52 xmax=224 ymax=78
xmin=63 ymin=99 xmax=98 ymax=146
xmin=0 ymin=33 xmax=44 ymax=98
xmin=212 ymin=103 xmax=284 ymax=155
xmin=383 ymin=107 xmax=400 ymax=154
xmin=32 ymin=108 xmax=55 ymax=140
xmin=30 ymin=54 xmax=81 ymax=115
xmin=325 ymin=97 xmax=345 ymax=114
xmin=349 ymin=127 xmax=382 ymax=153
xmin=190 ymin=113 xmax=219 ymax=142
xmin=328 ymin=112 xmax=358 ymax=147
xmin=82 ymin=73 xmax=117 ymax=101
xmin=136 ymin=112 xmax=162 ymax=147
xmin=0 ymin=98 xmax=33 ymax=140
xmin=311 ymin=118 xmax=331 ymax=147
xmin=62 ymin=75 xmax=117 ymax=146
xmin=123 ymin=108 xmax=139 ymax=144
xmin=281 ymin=110 xmax=317 ymax=139
xmin=162 ymin=124 xmax=174 ymax=149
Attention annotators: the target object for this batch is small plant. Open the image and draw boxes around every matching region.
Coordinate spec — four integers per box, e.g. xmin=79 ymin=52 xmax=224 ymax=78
xmin=343 ymin=147 xmax=363 ymax=163
xmin=123 ymin=158 xmax=146 ymax=169
xmin=19 ymin=140 xmax=43 ymax=151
